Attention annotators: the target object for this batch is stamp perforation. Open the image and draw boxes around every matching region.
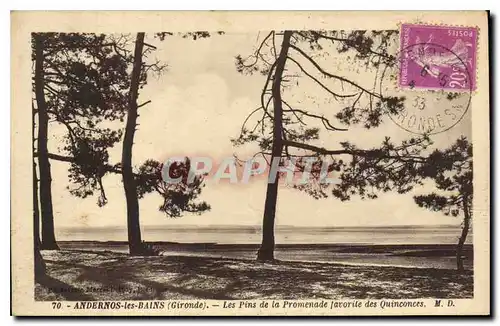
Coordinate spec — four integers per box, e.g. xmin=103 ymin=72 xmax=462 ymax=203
xmin=395 ymin=21 xmax=480 ymax=93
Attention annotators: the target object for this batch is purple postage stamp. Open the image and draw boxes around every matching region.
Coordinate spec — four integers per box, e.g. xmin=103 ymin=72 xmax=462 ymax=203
xmin=399 ymin=24 xmax=478 ymax=91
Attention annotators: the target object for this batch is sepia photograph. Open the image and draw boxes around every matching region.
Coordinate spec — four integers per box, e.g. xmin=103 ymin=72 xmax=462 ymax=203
xmin=10 ymin=11 xmax=490 ymax=316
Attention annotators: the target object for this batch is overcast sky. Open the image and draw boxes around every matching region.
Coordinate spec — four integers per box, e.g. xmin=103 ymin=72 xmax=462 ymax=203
xmin=47 ymin=32 xmax=471 ymax=232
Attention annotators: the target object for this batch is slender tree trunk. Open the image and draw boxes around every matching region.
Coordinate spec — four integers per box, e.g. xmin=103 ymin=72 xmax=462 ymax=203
xmin=456 ymin=198 xmax=471 ymax=272
xmin=33 ymin=100 xmax=45 ymax=280
xmin=33 ymin=161 xmax=46 ymax=281
xmin=122 ymin=33 xmax=145 ymax=255
xmin=33 ymin=161 xmax=41 ymax=250
xmin=257 ymin=31 xmax=292 ymax=262
xmin=34 ymin=34 xmax=59 ymax=250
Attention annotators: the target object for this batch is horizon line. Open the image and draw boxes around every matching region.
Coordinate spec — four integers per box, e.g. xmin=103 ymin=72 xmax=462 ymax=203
xmin=59 ymin=223 xmax=463 ymax=230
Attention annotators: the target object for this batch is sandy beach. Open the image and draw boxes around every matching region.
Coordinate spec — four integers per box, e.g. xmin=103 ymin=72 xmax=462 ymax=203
xmin=57 ymin=241 xmax=474 ymax=270
xmin=36 ymin=248 xmax=473 ymax=301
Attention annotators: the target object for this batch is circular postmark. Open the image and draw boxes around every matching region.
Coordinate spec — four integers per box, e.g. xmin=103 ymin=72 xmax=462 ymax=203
xmin=380 ymin=42 xmax=472 ymax=135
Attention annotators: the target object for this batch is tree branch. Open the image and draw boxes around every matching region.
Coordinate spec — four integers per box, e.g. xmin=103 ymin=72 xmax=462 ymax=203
xmin=283 ymin=140 xmax=426 ymax=162
xmin=289 ymin=44 xmax=382 ymax=99
xmin=287 ymin=56 xmax=359 ymax=99
xmin=281 ymin=100 xmax=348 ymax=131
xmin=307 ymin=31 xmax=392 ymax=60
xmin=241 ymin=31 xmax=274 ymax=68
xmin=138 ymin=100 xmax=152 ymax=108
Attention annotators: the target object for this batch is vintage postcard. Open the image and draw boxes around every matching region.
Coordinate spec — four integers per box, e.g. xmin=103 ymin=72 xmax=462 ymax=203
xmin=11 ymin=11 xmax=490 ymax=316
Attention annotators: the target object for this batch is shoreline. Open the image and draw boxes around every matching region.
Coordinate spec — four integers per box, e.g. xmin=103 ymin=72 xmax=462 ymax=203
xmin=49 ymin=248 xmax=471 ymax=272
xmin=57 ymin=241 xmax=473 ymax=256
xmin=45 ymin=248 xmax=465 ymax=272
xmin=53 ymin=241 xmax=473 ymax=271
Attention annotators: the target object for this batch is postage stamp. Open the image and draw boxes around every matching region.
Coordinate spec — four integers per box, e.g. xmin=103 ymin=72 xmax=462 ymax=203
xmin=10 ymin=11 xmax=490 ymax=317
xmin=399 ymin=24 xmax=478 ymax=91
xmin=379 ymin=23 xmax=477 ymax=135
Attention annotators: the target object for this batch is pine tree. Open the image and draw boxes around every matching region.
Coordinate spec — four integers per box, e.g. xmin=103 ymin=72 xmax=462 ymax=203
xmin=32 ymin=33 xmax=132 ymax=249
xmin=414 ymin=137 xmax=472 ymax=272
xmin=233 ymin=30 xmax=431 ymax=261
xmin=33 ymin=32 xmax=212 ymax=255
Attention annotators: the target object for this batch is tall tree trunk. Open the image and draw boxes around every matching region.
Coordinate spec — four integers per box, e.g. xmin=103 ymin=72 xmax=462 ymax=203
xmin=33 ymin=161 xmax=46 ymax=281
xmin=33 ymin=100 xmax=46 ymax=280
xmin=122 ymin=33 xmax=145 ymax=255
xmin=34 ymin=34 xmax=59 ymax=250
xmin=257 ymin=31 xmax=292 ymax=262
xmin=456 ymin=198 xmax=471 ymax=272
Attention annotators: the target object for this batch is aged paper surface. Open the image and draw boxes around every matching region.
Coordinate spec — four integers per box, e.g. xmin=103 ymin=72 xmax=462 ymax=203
xmin=11 ymin=11 xmax=490 ymax=316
